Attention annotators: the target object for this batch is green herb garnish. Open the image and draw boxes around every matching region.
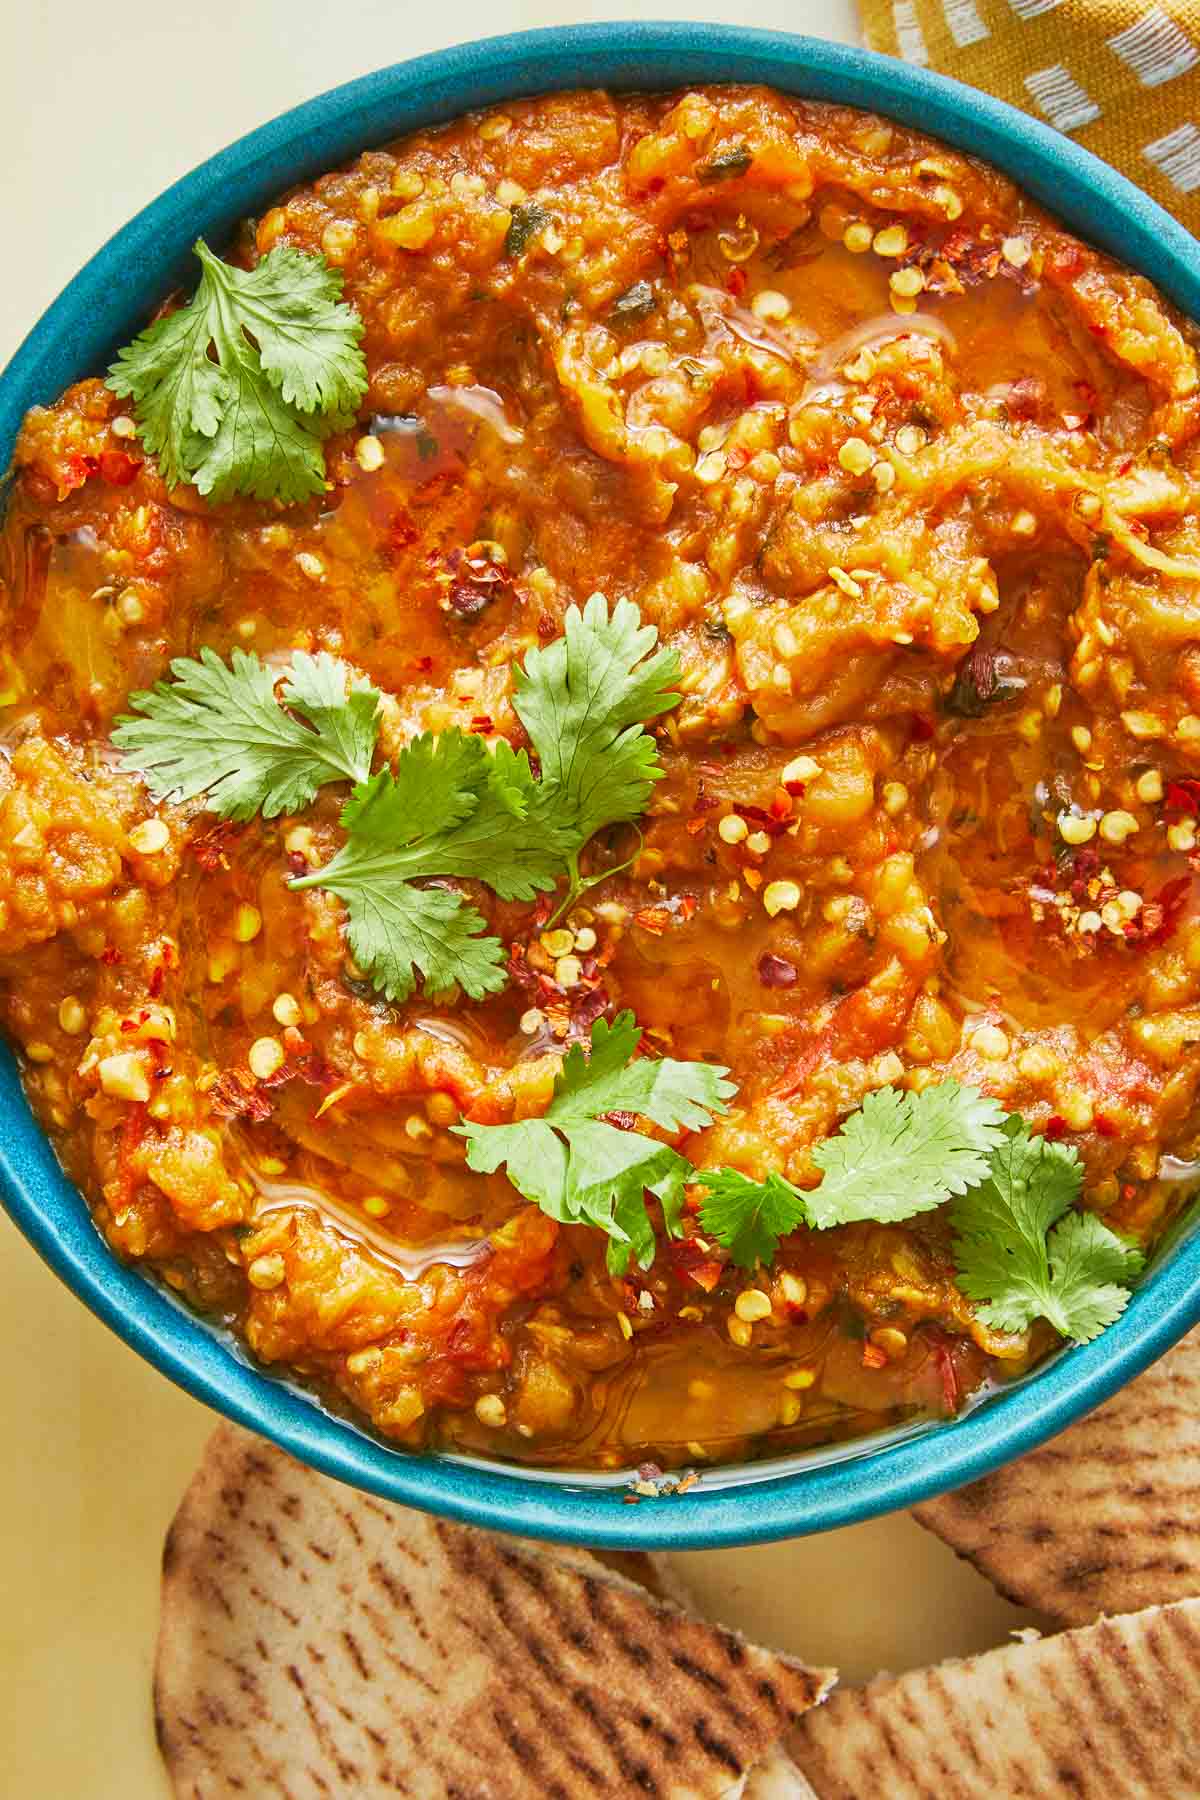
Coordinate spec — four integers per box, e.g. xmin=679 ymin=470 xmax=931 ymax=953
xmin=691 ymin=1169 xmax=813 ymax=1272
xmin=112 ymin=649 xmax=380 ymax=820
xmin=455 ymin=1011 xmax=734 ymax=1272
xmin=696 ymin=1082 xmax=1006 ymax=1267
xmin=951 ymin=1118 xmax=1144 ymax=1343
xmin=289 ymin=734 xmax=571 ymax=1001
xmin=512 ymin=592 xmax=680 ymax=918
xmin=504 ymin=203 xmax=550 ymax=258
xmin=694 ymin=1089 xmax=1144 ymax=1343
xmin=107 ymin=239 xmax=367 ymax=503
xmin=114 ymin=597 xmax=679 ymax=1001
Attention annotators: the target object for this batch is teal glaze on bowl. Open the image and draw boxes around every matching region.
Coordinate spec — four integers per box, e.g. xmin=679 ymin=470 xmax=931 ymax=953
xmin=3 ymin=23 xmax=1200 ymax=1549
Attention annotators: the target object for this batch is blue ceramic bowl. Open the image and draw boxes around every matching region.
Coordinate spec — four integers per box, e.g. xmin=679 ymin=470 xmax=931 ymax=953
xmin=3 ymin=23 xmax=1200 ymax=1549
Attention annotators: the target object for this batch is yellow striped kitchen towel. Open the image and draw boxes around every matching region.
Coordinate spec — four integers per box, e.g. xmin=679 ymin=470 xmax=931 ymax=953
xmin=860 ymin=0 xmax=1200 ymax=231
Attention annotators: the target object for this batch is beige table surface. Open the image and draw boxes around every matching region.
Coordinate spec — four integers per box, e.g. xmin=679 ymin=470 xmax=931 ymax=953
xmin=1 ymin=3 xmax=1043 ymax=1793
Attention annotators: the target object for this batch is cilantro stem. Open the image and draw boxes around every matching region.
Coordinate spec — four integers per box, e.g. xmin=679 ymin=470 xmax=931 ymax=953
xmin=542 ymin=829 xmax=644 ymax=929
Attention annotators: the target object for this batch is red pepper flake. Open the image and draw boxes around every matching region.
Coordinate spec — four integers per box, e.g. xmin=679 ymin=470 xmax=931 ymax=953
xmin=101 ymin=945 xmax=122 ymax=966
xmin=735 ymin=801 xmax=790 ymax=838
xmin=726 ymin=267 xmax=748 ymax=297
xmin=411 ymin=654 xmax=434 ymax=673
xmin=385 ymin=510 xmax=419 ymax=553
xmin=60 ymin=452 xmax=99 ymax=493
xmin=1044 ymin=1114 xmax=1067 ymax=1140
xmin=861 ymin=1343 xmax=889 ymax=1371
xmin=190 ymin=821 xmax=245 ymax=872
xmin=634 ymin=906 xmax=672 ymax=936
xmin=1094 ymin=1114 xmax=1119 ymax=1137
xmin=207 ymin=1070 xmax=274 ymax=1122
xmin=909 ymin=712 xmax=936 ymax=742
xmin=110 ymin=1105 xmax=151 ymax=1211
xmin=98 ymin=449 xmax=143 ymax=486
xmin=1074 ymin=379 xmax=1098 ymax=416
xmin=288 ymin=1040 xmax=337 ymax=1089
xmin=1005 ymin=376 xmax=1045 ymax=422
xmin=685 ymin=815 xmax=707 ymax=836
xmin=469 ymin=714 xmax=494 ymax=733
xmin=758 ymin=952 xmax=798 ymax=989
xmin=667 ymin=1238 xmax=726 ymax=1294
xmin=931 ymin=1338 xmax=959 ymax=1413
xmin=1166 ymin=779 xmax=1200 ymax=815
xmin=1130 ymin=873 xmax=1192 ymax=946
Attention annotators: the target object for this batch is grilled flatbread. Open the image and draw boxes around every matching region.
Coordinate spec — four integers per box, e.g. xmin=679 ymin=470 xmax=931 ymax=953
xmin=156 ymin=1425 xmax=832 ymax=1799
xmin=914 ymin=1327 xmax=1200 ymax=1625
xmin=789 ymin=1598 xmax=1200 ymax=1799
xmin=739 ymin=1746 xmax=821 ymax=1798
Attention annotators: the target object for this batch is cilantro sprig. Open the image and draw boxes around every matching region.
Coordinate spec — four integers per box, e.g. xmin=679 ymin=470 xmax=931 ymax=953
xmin=289 ymin=733 xmax=572 ymax=1001
xmin=696 ymin=1082 xmax=1005 ymax=1266
xmin=693 ymin=1169 xmax=812 ymax=1272
xmin=112 ymin=649 xmax=380 ymax=820
xmin=107 ymin=239 xmax=368 ymax=503
xmin=512 ymin=593 xmax=680 ymax=917
xmin=455 ymin=1012 xmax=734 ymax=1273
xmin=695 ymin=1090 xmax=1143 ymax=1344
xmin=950 ymin=1119 xmax=1144 ymax=1343
xmin=114 ymin=597 xmax=679 ymax=1001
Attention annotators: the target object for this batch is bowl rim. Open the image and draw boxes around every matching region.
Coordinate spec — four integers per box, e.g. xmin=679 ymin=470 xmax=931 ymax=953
xmin=3 ymin=20 xmax=1200 ymax=1550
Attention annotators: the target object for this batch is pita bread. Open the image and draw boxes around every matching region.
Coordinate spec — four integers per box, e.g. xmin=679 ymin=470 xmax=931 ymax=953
xmin=914 ymin=1326 xmax=1200 ymax=1626
xmin=789 ymin=1597 xmax=1200 ymax=1799
xmin=156 ymin=1425 xmax=832 ymax=1799
xmin=551 ymin=1554 xmax=816 ymax=1797
xmin=738 ymin=1746 xmax=821 ymax=1798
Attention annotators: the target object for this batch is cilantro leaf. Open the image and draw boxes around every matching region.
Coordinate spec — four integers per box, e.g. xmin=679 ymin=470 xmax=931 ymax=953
xmin=114 ymin=596 xmax=683 ymax=1002
xmin=455 ymin=1012 xmax=734 ymax=1273
xmin=106 ymin=239 xmax=367 ymax=503
xmin=695 ymin=1081 xmax=1007 ymax=1268
xmin=217 ymin=243 xmax=368 ymax=419
xmin=808 ymin=1081 xmax=1007 ymax=1228
xmin=333 ymin=874 xmax=508 ymax=1005
xmin=337 ymin=730 xmax=492 ymax=843
xmin=694 ymin=1169 xmax=810 ymax=1271
xmin=290 ymin=728 xmax=572 ymax=1000
xmin=951 ymin=1120 xmax=1144 ymax=1342
xmin=1046 ymin=1211 xmax=1144 ymax=1341
xmin=113 ymin=648 xmax=379 ymax=820
xmin=514 ymin=593 xmax=681 ymax=851
xmin=487 ymin=738 xmax=538 ymax=820
xmin=278 ymin=652 xmax=384 ymax=793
